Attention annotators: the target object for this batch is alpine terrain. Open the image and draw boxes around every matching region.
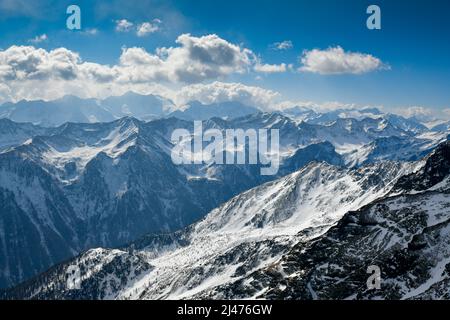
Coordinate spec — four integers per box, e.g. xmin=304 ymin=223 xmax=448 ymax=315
xmin=2 ymin=141 xmax=449 ymax=300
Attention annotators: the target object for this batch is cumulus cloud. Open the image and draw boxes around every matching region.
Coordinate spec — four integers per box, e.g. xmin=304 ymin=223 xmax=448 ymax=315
xmin=0 ymin=34 xmax=256 ymax=87
xmin=271 ymin=40 xmax=293 ymax=50
xmin=299 ymin=46 xmax=388 ymax=75
xmin=117 ymin=33 xmax=254 ymax=83
xmin=175 ymin=81 xmax=280 ymax=110
xmin=254 ymin=62 xmax=287 ymax=73
xmin=0 ymin=46 xmax=81 ymax=81
xmin=28 ymin=34 xmax=48 ymax=44
xmin=0 ymin=34 xmax=285 ymax=106
xmin=115 ymin=19 xmax=134 ymax=32
xmin=136 ymin=21 xmax=161 ymax=37
xmin=115 ymin=33 xmax=258 ymax=83
xmin=115 ymin=18 xmax=162 ymax=36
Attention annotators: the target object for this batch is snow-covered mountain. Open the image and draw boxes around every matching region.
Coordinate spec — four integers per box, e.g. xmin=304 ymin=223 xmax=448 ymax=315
xmin=3 ymin=141 xmax=448 ymax=300
xmin=344 ymin=131 xmax=449 ymax=167
xmin=282 ymin=106 xmax=430 ymax=134
xmin=0 ymin=114 xmax=360 ymax=289
xmin=0 ymin=117 xmax=255 ymax=288
xmin=0 ymin=110 xmax=448 ymax=291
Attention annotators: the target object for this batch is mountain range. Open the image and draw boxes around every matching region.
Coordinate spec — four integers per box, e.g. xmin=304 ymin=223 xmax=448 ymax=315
xmin=0 ymin=94 xmax=449 ymax=296
xmin=3 ymin=141 xmax=448 ymax=300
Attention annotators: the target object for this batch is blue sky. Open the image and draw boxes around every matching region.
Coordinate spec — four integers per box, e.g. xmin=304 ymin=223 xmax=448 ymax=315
xmin=0 ymin=0 xmax=449 ymax=116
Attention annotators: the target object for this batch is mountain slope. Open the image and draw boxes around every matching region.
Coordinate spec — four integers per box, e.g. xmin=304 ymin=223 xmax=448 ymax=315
xmin=1 ymin=157 xmax=415 ymax=299
xmin=206 ymin=141 xmax=450 ymax=299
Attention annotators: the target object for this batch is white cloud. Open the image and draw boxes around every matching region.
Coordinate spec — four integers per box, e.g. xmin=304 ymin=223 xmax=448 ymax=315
xmin=0 ymin=82 xmax=12 ymax=102
xmin=175 ymin=81 xmax=280 ymax=110
xmin=393 ymin=106 xmax=434 ymax=119
xmin=0 ymin=35 xmax=281 ymax=106
xmin=136 ymin=21 xmax=160 ymax=37
xmin=0 ymin=46 xmax=80 ymax=81
xmin=82 ymin=28 xmax=99 ymax=36
xmin=115 ymin=18 xmax=162 ymax=36
xmin=387 ymin=106 xmax=450 ymax=122
xmin=115 ymin=19 xmax=134 ymax=32
xmin=299 ymin=46 xmax=388 ymax=75
xmin=254 ymin=62 xmax=287 ymax=73
xmin=0 ymin=34 xmax=255 ymax=86
xmin=271 ymin=40 xmax=293 ymax=50
xmin=28 ymin=34 xmax=47 ymax=44
xmin=0 ymin=33 xmax=295 ymax=105
xmin=117 ymin=33 xmax=254 ymax=83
